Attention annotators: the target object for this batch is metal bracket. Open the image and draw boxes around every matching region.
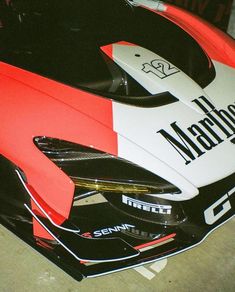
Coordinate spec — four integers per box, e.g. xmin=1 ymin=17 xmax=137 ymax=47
xmin=126 ymin=0 xmax=166 ymax=11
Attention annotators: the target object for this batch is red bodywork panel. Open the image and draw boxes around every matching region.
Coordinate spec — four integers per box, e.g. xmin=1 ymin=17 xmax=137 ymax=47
xmin=0 ymin=62 xmax=117 ymax=229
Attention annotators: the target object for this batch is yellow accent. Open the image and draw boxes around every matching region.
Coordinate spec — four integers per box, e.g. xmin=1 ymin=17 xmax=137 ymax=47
xmin=70 ymin=176 xmax=160 ymax=194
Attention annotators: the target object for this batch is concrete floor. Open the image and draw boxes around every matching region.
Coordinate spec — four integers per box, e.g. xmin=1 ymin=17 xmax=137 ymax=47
xmin=1 ymin=2 xmax=235 ymax=292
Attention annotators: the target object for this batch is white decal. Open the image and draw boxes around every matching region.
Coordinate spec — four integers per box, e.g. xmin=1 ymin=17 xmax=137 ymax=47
xmin=204 ymin=186 xmax=235 ymax=225
xmin=122 ymin=195 xmax=172 ymax=215
xmin=82 ymin=224 xmax=135 ymax=238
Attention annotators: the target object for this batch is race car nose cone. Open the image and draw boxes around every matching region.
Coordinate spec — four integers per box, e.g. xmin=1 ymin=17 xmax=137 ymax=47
xmin=101 ymin=41 xmax=214 ymax=115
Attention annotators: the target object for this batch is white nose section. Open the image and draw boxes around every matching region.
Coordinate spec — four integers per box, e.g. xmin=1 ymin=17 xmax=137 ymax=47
xmin=101 ymin=41 xmax=213 ymax=114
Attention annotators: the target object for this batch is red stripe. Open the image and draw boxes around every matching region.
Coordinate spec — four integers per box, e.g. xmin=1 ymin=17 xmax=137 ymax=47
xmin=115 ymin=41 xmax=136 ymax=46
xmin=134 ymin=233 xmax=176 ymax=250
xmin=145 ymin=4 xmax=235 ymax=68
xmin=101 ymin=41 xmax=136 ymax=60
xmin=79 ymin=233 xmax=177 ymax=265
xmin=100 ymin=44 xmax=113 ymax=60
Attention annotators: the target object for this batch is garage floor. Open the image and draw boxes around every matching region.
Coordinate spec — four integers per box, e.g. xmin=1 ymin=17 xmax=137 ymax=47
xmin=1 ymin=3 xmax=235 ymax=292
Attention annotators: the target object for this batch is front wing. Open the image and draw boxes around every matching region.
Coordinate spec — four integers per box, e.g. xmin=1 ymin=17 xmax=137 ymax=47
xmin=0 ymin=155 xmax=234 ymax=281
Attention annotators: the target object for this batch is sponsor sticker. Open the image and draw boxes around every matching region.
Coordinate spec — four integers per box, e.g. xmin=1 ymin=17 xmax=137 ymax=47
xmin=122 ymin=195 xmax=172 ymax=215
xmin=158 ymin=96 xmax=235 ymax=165
xmin=81 ymin=223 xmax=135 ymax=238
xmin=142 ymin=59 xmax=180 ymax=79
